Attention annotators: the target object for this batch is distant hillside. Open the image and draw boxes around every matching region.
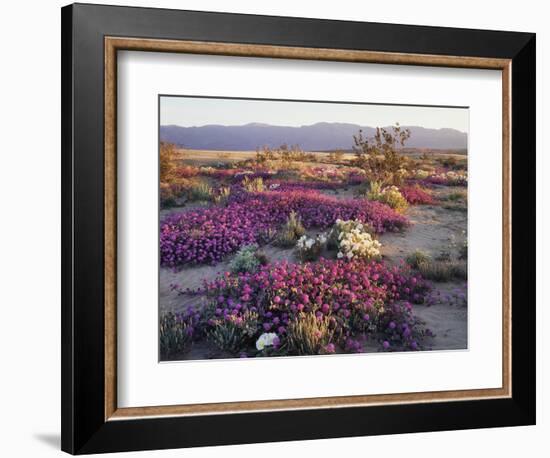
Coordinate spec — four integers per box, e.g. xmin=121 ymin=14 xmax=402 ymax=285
xmin=160 ymin=122 xmax=468 ymax=151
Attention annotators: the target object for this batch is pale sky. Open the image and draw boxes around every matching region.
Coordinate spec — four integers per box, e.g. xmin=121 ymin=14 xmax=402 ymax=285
xmin=160 ymin=96 xmax=468 ymax=133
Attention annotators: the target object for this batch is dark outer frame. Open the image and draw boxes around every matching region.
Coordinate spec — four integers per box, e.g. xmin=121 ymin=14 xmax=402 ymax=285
xmin=61 ymin=3 xmax=536 ymax=454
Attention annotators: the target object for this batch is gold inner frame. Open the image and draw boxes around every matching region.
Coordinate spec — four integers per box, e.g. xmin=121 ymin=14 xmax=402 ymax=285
xmin=104 ymin=37 xmax=512 ymax=421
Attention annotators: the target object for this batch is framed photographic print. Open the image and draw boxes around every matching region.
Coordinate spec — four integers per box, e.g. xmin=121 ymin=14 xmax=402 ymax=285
xmin=61 ymin=3 xmax=536 ymax=454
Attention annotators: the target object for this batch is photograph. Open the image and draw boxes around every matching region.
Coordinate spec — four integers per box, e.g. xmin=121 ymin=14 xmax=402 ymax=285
xmin=158 ymin=96 xmax=469 ymax=361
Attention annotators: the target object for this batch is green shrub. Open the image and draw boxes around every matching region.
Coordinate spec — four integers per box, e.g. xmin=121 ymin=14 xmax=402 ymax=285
xmin=417 ymin=260 xmax=467 ymax=282
xmin=442 ymin=202 xmax=467 ymax=212
xmin=286 ymin=313 xmax=334 ymax=355
xmin=242 ymin=176 xmax=265 ymax=192
xmin=352 ymin=124 xmax=411 ymax=184
xmin=406 ymin=250 xmax=431 ymax=269
xmin=207 ymin=311 xmax=259 ymax=354
xmin=446 ymin=190 xmax=467 ymax=202
xmin=188 ymin=181 xmax=213 ymax=201
xmin=366 ymin=181 xmax=408 ymax=212
xmin=229 ymin=244 xmax=265 ymax=274
xmin=159 ymin=313 xmax=194 ymax=358
xmin=274 ymin=211 xmax=306 ymax=247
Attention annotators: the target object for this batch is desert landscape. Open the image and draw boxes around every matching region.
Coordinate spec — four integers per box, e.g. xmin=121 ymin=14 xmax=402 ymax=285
xmin=159 ymin=140 xmax=467 ymax=361
xmin=158 ymin=97 xmax=468 ymax=361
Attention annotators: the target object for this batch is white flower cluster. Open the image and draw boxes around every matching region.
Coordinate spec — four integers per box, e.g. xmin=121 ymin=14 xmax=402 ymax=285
xmin=334 ymin=219 xmax=381 ymax=260
xmin=296 ymin=233 xmax=327 ymax=261
xmin=256 ymin=332 xmax=278 ymax=350
xmin=445 ymin=170 xmax=468 ymax=183
xmin=269 ymin=183 xmax=280 ymax=190
xmin=296 ymin=233 xmax=327 ymax=250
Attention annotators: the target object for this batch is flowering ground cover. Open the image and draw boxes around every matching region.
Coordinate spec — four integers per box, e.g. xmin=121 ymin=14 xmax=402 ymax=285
xmin=399 ymin=185 xmax=435 ymax=205
xmin=160 ymin=258 xmax=433 ymax=358
xmin=161 ymin=189 xmax=408 ymax=267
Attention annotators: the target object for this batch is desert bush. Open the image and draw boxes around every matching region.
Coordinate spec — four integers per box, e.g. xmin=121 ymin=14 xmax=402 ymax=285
xmin=188 ymin=180 xmax=213 ymax=202
xmin=174 ymin=165 xmax=199 ymax=179
xmin=446 ymin=190 xmax=467 ymax=201
xmin=254 ymin=145 xmax=313 ymax=168
xmin=437 ymin=156 xmax=458 ymax=169
xmin=406 ymin=246 xmax=466 ymax=282
xmin=160 ymin=142 xmax=179 ymax=183
xmin=328 ymin=150 xmax=345 ymax=163
xmin=367 ymin=182 xmax=408 ymax=212
xmin=286 ymin=313 xmax=334 ymax=355
xmin=229 ymin=244 xmax=266 ymax=274
xmin=296 ymin=233 xmax=327 ymax=261
xmin=406 ymin=250 xmax=431 ymax=269
xmin=160 ymin=182 xmax=187 ymax=208
xmin=207 ymin=311 xmax=260 ymax=354
xmin=212 ymin=186 xmax=231 ymax=205
xmin=412 ymin=169 xmax=431 ymax=180
xmin=255 ymin=146 xmax=277 ymax=165
xmin=443 ymin=203 xmax=467 ymax=212
xmin=417 ymin=260 xmax=467 ymax=282
xmin=352 ymin=124 xmax=411 ymax=184
xmin=274 ymin=211 xmax=306 ymax=247
xmin=159 ymin=312 xmax=195 ymax=358
xmin=242 ymin=175 xmax=265 ymax=192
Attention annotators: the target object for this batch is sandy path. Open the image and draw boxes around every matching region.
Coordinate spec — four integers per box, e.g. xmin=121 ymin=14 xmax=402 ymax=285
xmin=379 ymin=190 xmax=466 ymax=263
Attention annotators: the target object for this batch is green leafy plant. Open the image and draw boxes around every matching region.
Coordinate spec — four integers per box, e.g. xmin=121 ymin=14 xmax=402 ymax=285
xmin=207 ymin=311 xmax=260 ymax=354
xmin=229 ymin=244 xmax=267 ymax=274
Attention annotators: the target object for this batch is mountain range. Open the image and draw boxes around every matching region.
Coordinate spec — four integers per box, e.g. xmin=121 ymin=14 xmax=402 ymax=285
xmin=160 ymin=122 xmax=467 ymax=151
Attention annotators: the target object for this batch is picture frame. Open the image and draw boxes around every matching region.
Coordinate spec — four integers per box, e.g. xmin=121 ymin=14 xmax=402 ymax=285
xmin=61 ymin=3 xmax=536 ymax=454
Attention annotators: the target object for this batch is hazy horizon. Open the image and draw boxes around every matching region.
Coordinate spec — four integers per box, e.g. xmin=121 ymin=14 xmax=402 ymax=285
xmin=160 ymin=96 xmax=469 ymax=134
xmin=161 ymin=120 xmax=467 ymax=132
